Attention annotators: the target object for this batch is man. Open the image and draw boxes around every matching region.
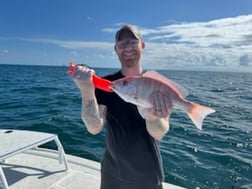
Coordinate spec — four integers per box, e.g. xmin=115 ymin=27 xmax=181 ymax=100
xmin=72 ymin=24 xmax=172 ymax=189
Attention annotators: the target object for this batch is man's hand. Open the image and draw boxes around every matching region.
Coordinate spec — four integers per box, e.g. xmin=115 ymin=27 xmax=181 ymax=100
xmin=146 ymin=91 xmax=173 ymax=120
xmin=72 ymin=65 xmax=95 ymax=92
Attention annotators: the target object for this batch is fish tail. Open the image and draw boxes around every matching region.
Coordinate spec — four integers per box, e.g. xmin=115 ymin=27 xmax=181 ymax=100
xmin=186 ymin=102 xmax=215 ymax=130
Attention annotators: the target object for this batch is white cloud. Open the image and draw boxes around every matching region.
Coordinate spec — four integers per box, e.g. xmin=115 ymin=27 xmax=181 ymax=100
xmin=11 ymin=14 xmax=252 ymax=71
xmin=144 ymin=15 xmax=252 ymax=47
xmin=19 ymin=38 xmax=113 ymax=50
xmin=86 ymin=16 xmax=94 ymax=21
xmin=239 ymin=54 xmax=252 ymax=66
xmin=3 ymin=49 xmax=8 ymax=53
xmin=138 ymin=14 xmax=252 ymax=71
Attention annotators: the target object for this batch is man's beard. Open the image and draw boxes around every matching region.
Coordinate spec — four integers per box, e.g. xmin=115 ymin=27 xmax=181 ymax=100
xmin=120 ymin=56 xmax=140 ymax=68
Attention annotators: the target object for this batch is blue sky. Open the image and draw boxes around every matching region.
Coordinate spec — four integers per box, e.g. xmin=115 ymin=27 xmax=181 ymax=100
xmin=1 ymin=0 xmax=252 ymax=72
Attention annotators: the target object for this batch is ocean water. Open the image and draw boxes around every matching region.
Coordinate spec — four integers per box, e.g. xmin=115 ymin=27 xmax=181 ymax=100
xmin=0 ymin=64 xmax=251 ymax=189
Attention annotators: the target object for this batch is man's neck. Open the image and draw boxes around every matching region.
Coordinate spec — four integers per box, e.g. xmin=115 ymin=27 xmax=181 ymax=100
xmin=121 ymin=65 xmax=143 ymax=77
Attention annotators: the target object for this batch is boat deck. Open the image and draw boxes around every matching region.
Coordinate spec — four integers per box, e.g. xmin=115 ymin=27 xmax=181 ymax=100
xmin=0 ymin=129 xmax=186 ymax=189
xmin=1 ymin=148 xmax=186 ymax=189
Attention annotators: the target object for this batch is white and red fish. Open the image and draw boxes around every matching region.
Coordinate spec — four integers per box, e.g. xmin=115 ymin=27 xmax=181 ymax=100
xmin=111 ymin=70 xmax=215 ymax=130
xmin=67 ymin=62 xmax=215 ymax=129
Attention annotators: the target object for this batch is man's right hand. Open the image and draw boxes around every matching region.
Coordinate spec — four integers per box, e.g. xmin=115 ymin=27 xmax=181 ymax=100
xmin=72 ymin=65 xmax=96 ymax=92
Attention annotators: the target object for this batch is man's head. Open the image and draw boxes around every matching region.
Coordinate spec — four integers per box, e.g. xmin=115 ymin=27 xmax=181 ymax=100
xmin=114 ymin=24 xmax=145 ymax=68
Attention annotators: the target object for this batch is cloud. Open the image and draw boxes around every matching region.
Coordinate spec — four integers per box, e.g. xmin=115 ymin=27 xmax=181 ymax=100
xmin=137 ymin=14 xmax=252 ymax=70
xmin=86 ymin=16 xmax=94 ymax=21
xmin=239 ymin=54 xmax=252 ymax=66
xmin=19 ymin=38 xmax=113 ymax=50
xmin=8 ymin=14 xmax=251 ymax=71
xmin=3 ymin=49 xmax=8 ymax=53
xmin=144 ymin=15 xmax=252 ymax=48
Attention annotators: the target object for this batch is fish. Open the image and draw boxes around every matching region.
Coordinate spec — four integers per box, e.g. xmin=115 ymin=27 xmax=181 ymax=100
xmin=67 ymin=62 xmax=215 ymax=129
xmin=111 ymin=70 xmax=216 ymax=130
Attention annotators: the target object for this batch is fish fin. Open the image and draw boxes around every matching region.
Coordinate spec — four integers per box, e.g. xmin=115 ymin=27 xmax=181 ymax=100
xmin=187 ymin=102 xmax=216 ymax=130
xmin=137 ymin=106 xmax=150 ymax=119
xmin=142 ymin=70 xmax=188 ymax=97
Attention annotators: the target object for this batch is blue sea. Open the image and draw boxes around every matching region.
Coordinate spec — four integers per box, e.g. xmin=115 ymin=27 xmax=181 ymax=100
xmin=0 ymin=64 xmax=251 ymax=189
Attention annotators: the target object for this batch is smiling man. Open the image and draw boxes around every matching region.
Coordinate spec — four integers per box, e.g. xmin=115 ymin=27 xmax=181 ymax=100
xmin=72 ymin=24 xmax=172 ymax=189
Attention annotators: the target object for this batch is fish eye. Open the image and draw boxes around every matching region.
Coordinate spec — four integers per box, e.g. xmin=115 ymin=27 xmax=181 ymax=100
xmin=122 ymin=80 xmax=128 ymax=86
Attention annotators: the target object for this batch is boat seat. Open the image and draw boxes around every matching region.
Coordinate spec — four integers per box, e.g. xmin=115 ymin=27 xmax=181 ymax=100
xmin=0 ymin=129 xmax=69 ymax=189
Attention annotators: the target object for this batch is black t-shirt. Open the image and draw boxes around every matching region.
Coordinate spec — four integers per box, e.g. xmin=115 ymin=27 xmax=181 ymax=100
xmin=95 ymin=71 xmax=164 ymax=184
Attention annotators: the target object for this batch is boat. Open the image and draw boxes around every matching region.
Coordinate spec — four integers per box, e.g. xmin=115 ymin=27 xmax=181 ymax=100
xmin=0 ymin=129 xmax=186 ymax=189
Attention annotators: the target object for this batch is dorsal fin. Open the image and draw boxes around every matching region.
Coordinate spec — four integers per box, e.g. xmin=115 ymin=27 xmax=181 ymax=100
xmin=142 ymin=70 xmax=188 ymax=97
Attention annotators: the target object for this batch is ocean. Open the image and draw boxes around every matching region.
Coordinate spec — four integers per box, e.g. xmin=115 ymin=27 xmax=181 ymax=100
xmin=0 ymin=64 xmax=251 ymax=189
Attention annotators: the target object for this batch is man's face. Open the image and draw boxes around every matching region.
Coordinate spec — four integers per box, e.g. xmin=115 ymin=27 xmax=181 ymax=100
xmin=115 ymin=31 xmax=145 ymax=67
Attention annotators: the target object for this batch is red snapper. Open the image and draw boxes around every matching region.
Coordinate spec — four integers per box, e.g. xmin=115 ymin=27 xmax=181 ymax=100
xmin=111 ymin=70 xmax=215 ymax=130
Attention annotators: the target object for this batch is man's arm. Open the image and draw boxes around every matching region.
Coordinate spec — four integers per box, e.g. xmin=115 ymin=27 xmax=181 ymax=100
xmin=81 ymin=90 xmax=106 ymax=135
xmin=72 ymin=65 xmax=106 ymax=135
xmin=145 ymin=118 xmax=169 ymax=140
xmin=145 ymin=91 xmax=172 ymax=140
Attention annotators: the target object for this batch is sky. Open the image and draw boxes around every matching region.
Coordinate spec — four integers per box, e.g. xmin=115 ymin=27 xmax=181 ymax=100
xmin=0 ymin=0 xmax=252 ymax=72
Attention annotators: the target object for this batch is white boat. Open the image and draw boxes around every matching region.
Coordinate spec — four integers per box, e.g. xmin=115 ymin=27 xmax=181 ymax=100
xmin=0 ymin=129 xmax=186 ymax=189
